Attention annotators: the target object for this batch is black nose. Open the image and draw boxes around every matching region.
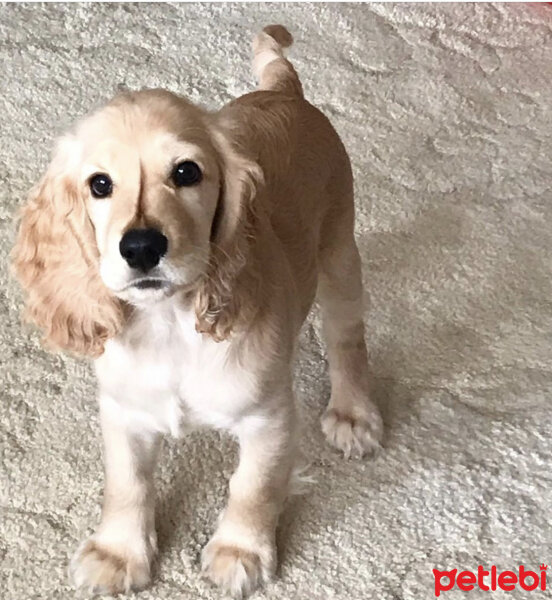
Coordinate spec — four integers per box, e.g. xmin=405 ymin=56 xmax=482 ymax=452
xmin=119 ymin=228 xmax=168 ymax=272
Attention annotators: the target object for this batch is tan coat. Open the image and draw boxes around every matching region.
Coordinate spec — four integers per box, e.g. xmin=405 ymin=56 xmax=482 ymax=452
xmin=12 ymin=25 xmax=382 ymax=598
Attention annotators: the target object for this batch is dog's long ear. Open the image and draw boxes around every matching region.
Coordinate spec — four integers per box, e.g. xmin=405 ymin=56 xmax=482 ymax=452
xmin=11 ymin=138 xmax=123 ymax=357
xmin=194 ymin=127 xmax=264 ymax=341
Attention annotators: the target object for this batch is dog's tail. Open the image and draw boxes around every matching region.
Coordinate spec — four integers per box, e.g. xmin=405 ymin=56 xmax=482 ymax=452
xmin=252 ymin=25 xmax=303 ymax=98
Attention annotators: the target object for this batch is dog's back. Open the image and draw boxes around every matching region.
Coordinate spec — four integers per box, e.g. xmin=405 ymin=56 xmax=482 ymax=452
xmin=219 ymin=26 xmax=354 ymax=315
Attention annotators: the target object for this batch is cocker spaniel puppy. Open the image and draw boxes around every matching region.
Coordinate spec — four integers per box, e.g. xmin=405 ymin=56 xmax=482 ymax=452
xmin=12 ymin=25 xmax=382 ymax=598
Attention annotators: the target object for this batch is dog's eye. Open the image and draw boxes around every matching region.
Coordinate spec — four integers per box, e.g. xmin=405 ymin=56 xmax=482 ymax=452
xmin=90 ymin=174 xmax=113 ymax=198
xmin=172 ymin=161 xmax=202 ymax=187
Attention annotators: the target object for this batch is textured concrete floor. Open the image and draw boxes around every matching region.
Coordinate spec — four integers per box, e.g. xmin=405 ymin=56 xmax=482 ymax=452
xmin=1 ymin=3 xmax=552 ymax=599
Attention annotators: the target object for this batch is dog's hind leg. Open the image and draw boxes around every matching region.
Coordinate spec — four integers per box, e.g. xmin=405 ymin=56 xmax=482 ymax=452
xmin=317 ymin=179 xmax=383 ymax=458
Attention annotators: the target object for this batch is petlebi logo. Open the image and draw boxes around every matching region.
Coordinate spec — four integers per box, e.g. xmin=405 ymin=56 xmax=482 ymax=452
xmin=433 ymin=564 xmax=547 ymax=596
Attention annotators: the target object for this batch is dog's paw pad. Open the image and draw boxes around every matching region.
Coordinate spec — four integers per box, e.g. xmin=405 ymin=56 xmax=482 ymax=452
xmin=202 ymin=539 xmax=274 ymax=598
xmin=321 ymin=408 xmax=382 ymax=458
xmin=70 ymin=537 xmax=151 ymax=595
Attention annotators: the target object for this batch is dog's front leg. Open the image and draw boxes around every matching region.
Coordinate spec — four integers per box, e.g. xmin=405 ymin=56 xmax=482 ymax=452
xmin=202 ymin=384 xmax=297 ymax=597
xmin=70 ymin=395 xmax=161 ymax=595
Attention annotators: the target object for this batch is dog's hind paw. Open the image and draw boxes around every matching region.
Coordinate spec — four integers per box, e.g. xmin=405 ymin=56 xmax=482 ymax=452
xmin=321 ymin=406 xmax=383 ymax=459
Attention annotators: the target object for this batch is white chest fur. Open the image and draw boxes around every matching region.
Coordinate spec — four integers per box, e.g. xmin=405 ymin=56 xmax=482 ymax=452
xmin=95 ymin=299 xmax=259 ymax=437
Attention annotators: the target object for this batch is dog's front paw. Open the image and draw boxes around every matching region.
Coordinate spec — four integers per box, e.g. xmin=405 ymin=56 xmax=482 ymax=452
xmin=201 ymin=535 xmax=276 ymax=598
xmin=321 ymin=405 xmax=383 ymax=458
xmin=70 ymin=534 xmax=154 ymax=595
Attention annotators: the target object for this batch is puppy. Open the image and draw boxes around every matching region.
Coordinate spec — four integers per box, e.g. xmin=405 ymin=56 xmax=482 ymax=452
xmin=12 ymin=25 xmax=383 ymax=597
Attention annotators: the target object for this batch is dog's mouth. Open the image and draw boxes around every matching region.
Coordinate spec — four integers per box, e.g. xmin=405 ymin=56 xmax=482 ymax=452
xmin=114 ymin=275 xmax=202 ymax=297
xmin=129 ymin=278 xmax=169 ymax=290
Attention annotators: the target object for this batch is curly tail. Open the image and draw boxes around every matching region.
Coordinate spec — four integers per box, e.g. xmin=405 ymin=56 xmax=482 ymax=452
xmin=252 ymin=25 xmax=303 ymax=98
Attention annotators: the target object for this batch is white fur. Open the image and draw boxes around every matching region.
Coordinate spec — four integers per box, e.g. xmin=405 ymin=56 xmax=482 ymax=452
xmin=95 ymin=297 xmax=261 ymax=437
xmin=77 ymin=294 xmax=294 ymax=597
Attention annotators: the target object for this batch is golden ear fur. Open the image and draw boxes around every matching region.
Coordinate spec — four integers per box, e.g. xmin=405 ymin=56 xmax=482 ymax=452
xmin=11 ymin=142 xmax=123 ymax=357
xmin=194 ymin=128 xmax=264 ymax=341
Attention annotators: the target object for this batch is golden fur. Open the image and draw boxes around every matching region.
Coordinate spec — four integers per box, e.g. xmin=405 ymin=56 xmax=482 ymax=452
xmin=13 ymin=159 xmax=123 ymax=356
xmin=12 ymin=25 xmax=383 ymax=597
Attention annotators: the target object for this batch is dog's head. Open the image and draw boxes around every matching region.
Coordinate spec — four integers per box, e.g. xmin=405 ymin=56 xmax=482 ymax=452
xmin=12 ymin=90 xmax=263 ymax=356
